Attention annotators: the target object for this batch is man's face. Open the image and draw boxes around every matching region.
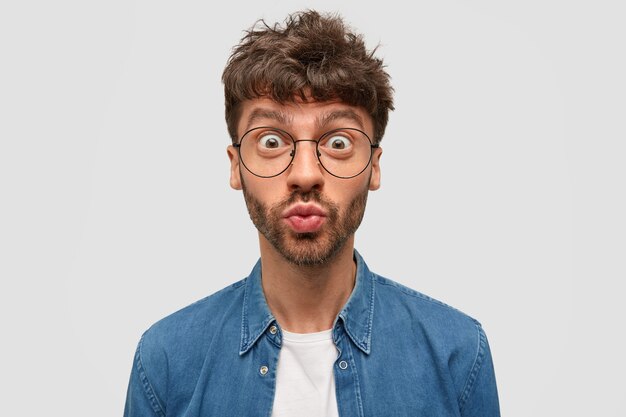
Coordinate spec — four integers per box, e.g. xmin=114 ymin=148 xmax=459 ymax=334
xmin=227 ymin=96 xmax=382 ymax=266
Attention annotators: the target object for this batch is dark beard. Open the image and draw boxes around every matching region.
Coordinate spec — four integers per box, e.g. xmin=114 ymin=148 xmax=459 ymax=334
xmin=241 ymin=183 xmax=369 ymax=266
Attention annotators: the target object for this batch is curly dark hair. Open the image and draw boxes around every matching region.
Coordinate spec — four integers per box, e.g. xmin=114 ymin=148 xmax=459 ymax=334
xmin=222 ymin=10 xmax=394 ymax=144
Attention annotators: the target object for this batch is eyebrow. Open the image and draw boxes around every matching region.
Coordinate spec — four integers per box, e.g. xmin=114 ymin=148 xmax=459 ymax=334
xmin=245 ymin=108 xmax=293 ymax=131
xmin=317 ymin=109 xmax=364 ymax=130
xmin=243 ymin=107 xmax=365 ymax=133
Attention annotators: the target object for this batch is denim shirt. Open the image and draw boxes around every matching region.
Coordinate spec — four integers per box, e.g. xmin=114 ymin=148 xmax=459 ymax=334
xmin=124 ymin=251 xmax=500 ymax=417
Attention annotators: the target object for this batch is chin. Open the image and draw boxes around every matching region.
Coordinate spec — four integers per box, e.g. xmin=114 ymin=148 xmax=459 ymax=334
xmin=275 ymin=234 xmax=346 ymax=267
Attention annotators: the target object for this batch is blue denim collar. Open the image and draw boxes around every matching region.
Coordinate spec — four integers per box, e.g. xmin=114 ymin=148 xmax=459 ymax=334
xmin=239 ymin=249 xmax=375 ymax=356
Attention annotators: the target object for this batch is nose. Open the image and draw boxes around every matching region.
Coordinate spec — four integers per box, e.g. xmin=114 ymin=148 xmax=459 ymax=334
xmin=286 ymin=140 xmax=325 ymax=192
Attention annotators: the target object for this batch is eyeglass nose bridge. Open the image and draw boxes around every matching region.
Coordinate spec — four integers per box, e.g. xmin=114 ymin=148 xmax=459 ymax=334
xmin=288 ymin=139 xmax=322 ymax=159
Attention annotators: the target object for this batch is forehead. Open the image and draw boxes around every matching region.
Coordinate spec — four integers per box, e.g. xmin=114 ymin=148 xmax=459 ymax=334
xmin=237 ymin=96 xmax=373 ymax=136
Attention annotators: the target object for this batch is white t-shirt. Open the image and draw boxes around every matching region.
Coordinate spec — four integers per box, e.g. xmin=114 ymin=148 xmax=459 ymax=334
xmin=271 ymin=328 xmax=340 ymax=417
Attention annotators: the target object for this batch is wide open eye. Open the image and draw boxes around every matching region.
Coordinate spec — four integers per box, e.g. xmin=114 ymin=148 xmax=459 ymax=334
xmin=258 ymin=133 xmax=287 ymax=149
xmin=321 ymin=135 xmax=353 ymax=150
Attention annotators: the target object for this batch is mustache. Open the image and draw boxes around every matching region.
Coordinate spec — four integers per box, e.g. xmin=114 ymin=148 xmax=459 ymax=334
xmin=284 ymin=189 xmax=321 ymax=205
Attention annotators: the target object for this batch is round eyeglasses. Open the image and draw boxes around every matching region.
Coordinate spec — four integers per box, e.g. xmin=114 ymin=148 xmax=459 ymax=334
xmin=234 ymin=126 xmax=379 ymax=179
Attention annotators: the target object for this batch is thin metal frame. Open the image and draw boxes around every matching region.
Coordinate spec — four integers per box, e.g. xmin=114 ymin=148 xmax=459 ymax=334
xmin=233 ymin=126 xmax=379 ymax=179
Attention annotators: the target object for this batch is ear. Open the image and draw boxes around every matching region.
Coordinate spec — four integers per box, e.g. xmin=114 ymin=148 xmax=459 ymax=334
xmin=227 ymin=145 xmax=242 ymax=190
xmin=368 ymin=147 xmax=382 ymax=190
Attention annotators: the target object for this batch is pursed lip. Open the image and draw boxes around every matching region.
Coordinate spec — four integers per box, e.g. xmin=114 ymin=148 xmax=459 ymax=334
xmin=282 ymin=203 xmax=327 ymax=218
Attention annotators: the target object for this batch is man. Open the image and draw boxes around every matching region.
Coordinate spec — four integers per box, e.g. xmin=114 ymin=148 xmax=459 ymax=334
xmin=124 ymin=10 xmax=500 ymax=417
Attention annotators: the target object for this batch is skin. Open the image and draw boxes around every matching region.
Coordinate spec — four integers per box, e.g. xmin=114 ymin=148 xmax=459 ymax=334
xmin=227 ymin=96 xmax=382 ymax=333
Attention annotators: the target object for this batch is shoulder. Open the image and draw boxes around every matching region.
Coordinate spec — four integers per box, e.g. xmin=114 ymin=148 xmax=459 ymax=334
xmin=371 ymin=272 xmax=495 ymax=407
xmin=127 ymin=278 xmax=247 ymax=412
xmin=372 ymin=273 xmax=487 ymax=382
xmin=136 ymin=278 xmax=247 ymax=378
xmin=373 ymin=272 xmax=481 ymax=329
xmin=143 ymin=278 xmax=247 ymax=343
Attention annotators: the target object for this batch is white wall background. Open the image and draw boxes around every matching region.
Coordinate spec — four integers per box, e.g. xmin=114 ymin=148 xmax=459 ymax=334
xmin=1 ymin=0 xmax=624 ymax=416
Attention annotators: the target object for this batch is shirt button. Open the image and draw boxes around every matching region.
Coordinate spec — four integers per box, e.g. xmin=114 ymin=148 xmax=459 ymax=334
xmin=338 ymin=360 xmax=348 ymax=370
xmin=269 ymin=325 xmax=278 ymax=335
xmin=259 ymin=365 xmax=269 ymax=376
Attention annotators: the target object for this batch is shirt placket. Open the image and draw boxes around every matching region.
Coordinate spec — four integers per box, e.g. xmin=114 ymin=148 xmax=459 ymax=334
xmin=255 ymin=323 xmax=284 ymax=417
xmin=333 ymin=324 xmax=365 ymax=417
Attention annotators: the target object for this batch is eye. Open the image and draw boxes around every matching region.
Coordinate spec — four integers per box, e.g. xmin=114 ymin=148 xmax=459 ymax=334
xmin=258 ymin=133 xmax=287 ymax=149
xmin=322 ymin=135 xmax=352 ymax=150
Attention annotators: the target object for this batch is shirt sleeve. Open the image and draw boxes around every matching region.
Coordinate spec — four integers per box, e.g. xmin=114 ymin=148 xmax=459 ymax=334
xmin=458 ymin=324 xmax=501 ymax=417
xmin=123 ymin=334 xmax=166 ymax=417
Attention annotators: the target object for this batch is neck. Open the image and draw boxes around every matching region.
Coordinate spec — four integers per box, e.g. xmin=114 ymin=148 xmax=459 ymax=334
xmin=258 ymin=235 xmax=357 ymax=334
